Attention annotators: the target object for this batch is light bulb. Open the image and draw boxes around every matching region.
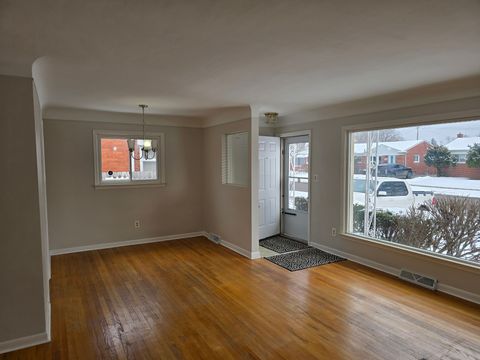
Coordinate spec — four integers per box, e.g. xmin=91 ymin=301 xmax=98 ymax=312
xmin=143 ymin=139 xmax=152 ymax=150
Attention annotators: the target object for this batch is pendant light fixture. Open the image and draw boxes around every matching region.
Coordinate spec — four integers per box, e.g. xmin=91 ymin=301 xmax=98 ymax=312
xmin=128 ymin=104 xmax=158 ymax=160
xmin=264 ymin=112 xmax=279 ymax=125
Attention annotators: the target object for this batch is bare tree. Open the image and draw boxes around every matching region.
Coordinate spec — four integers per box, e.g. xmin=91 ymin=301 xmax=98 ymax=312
xmin=354 ymin=129 xmax=404 ymax=143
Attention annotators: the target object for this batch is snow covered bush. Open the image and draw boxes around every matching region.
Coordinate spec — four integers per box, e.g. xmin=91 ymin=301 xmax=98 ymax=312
xmin=466 ymin=143 xmax=480 ymax=168
xmin=424 ymin=145 xmax=457 ymax=177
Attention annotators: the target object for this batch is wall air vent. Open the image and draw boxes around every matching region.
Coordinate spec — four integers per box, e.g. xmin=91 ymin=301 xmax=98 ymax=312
xmin=208 ymin=233 xmax=221 ymax=244
xmin=399 ymin=269 xmax=438 ymax=290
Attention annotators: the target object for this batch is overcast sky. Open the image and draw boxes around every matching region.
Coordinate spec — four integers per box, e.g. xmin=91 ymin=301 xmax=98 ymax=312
xmin=396 ymin=119 xmax=480 ymax=145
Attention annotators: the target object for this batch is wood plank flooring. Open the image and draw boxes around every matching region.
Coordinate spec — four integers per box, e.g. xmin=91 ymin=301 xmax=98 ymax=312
xmin=2 ymin=236 xmax=480 ymax=359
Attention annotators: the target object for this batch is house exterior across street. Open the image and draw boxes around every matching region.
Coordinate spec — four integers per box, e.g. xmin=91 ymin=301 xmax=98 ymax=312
xmin=354 ymin=140 xmax=435 ymax=176
xmin=444 ymin=134 xmax=480 ymax=179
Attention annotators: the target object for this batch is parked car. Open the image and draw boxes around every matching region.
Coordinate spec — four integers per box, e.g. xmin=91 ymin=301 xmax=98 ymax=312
xmin=375 ymin=164 xmax=414 ymax=179
xmin=353 ymin=175 xmax=434 ymax=213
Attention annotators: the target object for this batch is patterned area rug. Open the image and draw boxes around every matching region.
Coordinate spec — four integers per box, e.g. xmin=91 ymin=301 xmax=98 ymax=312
xmin=259 ymin=236 xmax=310 ymax=253
xmin=265 ymin=248 xmax=345 ymax=271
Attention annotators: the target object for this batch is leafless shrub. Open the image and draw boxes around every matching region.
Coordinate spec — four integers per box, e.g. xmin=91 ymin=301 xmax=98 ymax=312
xmin=429 ymin=197 xmax=480 ymax=261
xmin=394 ymin=198 xmax=480 ymax=262
xmin=394 ymin=208 xmax=435 ymax=250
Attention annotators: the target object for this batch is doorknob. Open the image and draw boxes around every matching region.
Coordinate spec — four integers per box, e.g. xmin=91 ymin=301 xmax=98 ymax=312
xmin=282 ymin=211 xmax=297 ymax=216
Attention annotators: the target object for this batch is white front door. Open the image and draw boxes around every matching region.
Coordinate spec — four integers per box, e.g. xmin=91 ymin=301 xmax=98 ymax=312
xmin=258 ymin=136 xmax=281 ymax=239
xmin=282 ymin=135 xmax=309 ymax=242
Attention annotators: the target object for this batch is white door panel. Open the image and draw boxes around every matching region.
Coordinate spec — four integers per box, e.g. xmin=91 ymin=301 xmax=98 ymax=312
xmin=258 ymin=136 xmax=281 ymax=239
xmin=258 ymin=199 xmax=265 ymax=226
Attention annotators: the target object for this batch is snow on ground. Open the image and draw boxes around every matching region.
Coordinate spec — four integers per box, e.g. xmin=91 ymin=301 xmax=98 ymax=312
xmin=407 ymin=176 xmax=480 ymax=198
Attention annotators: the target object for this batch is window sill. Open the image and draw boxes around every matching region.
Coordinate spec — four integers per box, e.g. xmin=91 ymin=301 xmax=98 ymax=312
xmin=339 ymin=232 xmax=480 ymax=274
xmin=94 ymin=183 xmax=167 ymax=190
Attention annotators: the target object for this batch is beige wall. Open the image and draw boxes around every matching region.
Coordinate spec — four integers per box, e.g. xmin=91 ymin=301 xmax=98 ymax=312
xmin=44 ymin=120 xmax=204 ymax=250
xmin=0 ymin=75 xmax=46 ymax=342
xmin=277 ymin=97 xmax=480 ymax=297
xmin=259 ymin=126 xmax=276 ymax=136
xmin=202 ymin=109 xmax=253 ymax=254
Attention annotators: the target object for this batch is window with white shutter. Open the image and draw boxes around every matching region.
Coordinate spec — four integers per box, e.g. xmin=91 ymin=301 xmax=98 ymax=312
xmin=222 ymin=132 xmax=249 ymax=186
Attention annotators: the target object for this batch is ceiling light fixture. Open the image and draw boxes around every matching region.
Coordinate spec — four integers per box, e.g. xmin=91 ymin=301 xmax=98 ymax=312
xmin=127 ymin=104 xmax=157 ymax=160
xmin=264 ymin=112 xmax=279 ymax=125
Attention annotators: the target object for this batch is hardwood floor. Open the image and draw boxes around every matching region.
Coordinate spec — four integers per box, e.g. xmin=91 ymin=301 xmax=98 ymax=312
xmin=2 ymin=236 xmax=480 ymax=359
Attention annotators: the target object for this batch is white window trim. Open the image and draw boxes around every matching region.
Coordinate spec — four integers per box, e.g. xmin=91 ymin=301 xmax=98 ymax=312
xmin=93 ymin=129 xmax=166 ymax=188
xmin=340 ymin=114 xmax=480 ymax=271
xmin=413 ymin=154 xmax=420 ymax=163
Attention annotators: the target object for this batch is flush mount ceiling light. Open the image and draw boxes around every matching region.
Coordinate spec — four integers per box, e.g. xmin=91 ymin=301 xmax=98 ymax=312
xmin=128 ymin=104 xmax=158 ymax=160
xmin=264 ymin=112 xmax=279 ymax=125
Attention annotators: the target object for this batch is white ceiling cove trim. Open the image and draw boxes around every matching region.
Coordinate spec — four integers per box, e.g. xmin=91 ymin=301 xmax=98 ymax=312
xmin=202 ymin=115 xmax=251 ymax=128
xmin=279 ymin=96 xmax=480 ymax=128
xmin=201 ymin=106 xmax=252 ymax=128
xmin=43 ymin=106 xmax=255 ymax=129
xmin=44 ymin=107 xmax=206 ymax=128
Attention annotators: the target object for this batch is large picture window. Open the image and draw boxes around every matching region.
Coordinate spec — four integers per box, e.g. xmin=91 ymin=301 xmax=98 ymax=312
xmin=346 ymin=119 xmax=480 ymax=266
xmin=93 ymin=130 xmax=165 ymax=187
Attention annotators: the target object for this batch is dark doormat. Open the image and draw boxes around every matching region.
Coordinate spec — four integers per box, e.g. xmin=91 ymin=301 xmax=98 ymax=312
xmin=259 ymin=235 xmax=310 ymax=253
xmin=265 ymin=248 xmax=345 ymax=271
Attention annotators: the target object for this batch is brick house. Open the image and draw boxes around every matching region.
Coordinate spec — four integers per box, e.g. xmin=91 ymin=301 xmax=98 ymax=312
xmin=444 ymin=134 xmax=480 ymax=179
xmin=101 ymin=139 xmax=142 ymax=174
xmin=354 ymin=140 xmax=435 ymax=176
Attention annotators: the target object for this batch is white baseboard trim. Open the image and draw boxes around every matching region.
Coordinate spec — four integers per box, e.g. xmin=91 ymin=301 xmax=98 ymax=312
xmin=46 ymin=302 xmax=51 ymax=342
xmin=309 ymin=242 xmax=398 ymax=276
xmin=309 ymin=242 xmax=480 ymax=305
xmin=437 ymin=283 xmax=480 ymax=305
xmin=250 ymin=251 xmax=262 ymax=260
xmin=219 ymin=239 xmax=252 ymax=258
xmin=0 ymin=332 xmax=50 ymax=355
xmin=202 ymin=231 xmax=259 ymax=259
xmin=50 ymin=231 xmax=205 ymax=256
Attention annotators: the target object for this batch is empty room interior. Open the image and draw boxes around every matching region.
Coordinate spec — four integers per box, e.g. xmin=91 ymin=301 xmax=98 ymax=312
xmin=1 ymin=1 xmax=480 ymax=359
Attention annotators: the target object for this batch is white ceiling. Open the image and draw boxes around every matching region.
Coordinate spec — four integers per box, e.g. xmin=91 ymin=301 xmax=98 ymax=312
xmin=1 ymin=0 xmax=479 ymax=119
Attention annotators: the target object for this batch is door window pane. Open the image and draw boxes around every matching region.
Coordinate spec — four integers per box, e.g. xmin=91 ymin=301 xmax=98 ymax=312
xmin=287 ymin=141 xmax=309 ymax=211
xmin=288 ymin=177 xmax=309 ymax=211
xmin=288 ymin=142 xmax=309 ymax=176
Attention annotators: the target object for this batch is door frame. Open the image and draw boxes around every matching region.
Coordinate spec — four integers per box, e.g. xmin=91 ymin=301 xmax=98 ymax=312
xmin=278 ymin=130 xmax=312 ymax=244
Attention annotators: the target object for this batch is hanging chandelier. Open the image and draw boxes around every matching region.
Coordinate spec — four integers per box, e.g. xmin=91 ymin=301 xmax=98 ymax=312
xmin=127 ymin=104 xmax=158 ymax=160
